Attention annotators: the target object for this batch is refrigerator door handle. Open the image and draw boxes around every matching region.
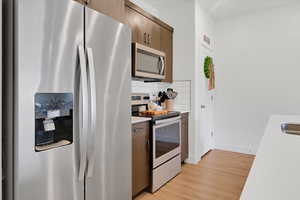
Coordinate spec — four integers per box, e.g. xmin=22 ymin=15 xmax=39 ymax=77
xmin=86 ymin=47 xmax=97 ymax=179
xmin=78 ymin=45 xmax=89 ymax=181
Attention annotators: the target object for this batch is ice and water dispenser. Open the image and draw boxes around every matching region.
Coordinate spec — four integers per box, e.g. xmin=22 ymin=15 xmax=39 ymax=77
xmin=35 ymin=93 xmax=73 ymax=152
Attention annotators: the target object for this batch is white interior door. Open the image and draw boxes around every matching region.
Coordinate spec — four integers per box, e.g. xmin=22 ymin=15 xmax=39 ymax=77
xmin=200 ymin=93 xmax=214 ymax=156
xmin=199 ymin=45 xmax=214 ymax=157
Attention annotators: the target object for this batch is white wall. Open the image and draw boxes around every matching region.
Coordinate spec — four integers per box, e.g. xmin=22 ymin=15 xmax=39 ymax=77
xmin=214 ymin=3 xmax=300 ymax=154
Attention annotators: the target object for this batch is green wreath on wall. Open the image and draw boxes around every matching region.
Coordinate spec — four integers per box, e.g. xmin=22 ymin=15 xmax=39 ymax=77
xmin=204 ymin=56 xmax=213 ymax=79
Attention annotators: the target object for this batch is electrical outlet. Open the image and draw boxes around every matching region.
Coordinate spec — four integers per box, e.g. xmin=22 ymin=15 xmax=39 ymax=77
xmin=211 ymin=131 xmax=214 ymax=137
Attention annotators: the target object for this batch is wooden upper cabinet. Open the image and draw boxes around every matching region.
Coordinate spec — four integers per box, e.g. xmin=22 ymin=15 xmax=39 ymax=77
xmin=148 ymin=21 xmax=161 ymax=50
xmin=125 ymin=6 xmax=147 ymax=45
xmin=74 ymin=0 xmax=125 ymax=23
xmin=161 ymin=27 xmax=173 ymax=83
xmin=125 ymin=6 xmax=160 ymax=49
xmin=125 ymin=0 xmax=173 ymax=82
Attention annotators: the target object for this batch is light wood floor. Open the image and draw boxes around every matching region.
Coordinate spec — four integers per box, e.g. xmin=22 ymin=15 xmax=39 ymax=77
xmin=135 ymin=150 xmax=255 ymax=200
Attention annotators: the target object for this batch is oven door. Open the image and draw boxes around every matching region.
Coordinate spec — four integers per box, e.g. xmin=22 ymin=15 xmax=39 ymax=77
xmin=153 ymin=117 xmax=181 ymax=168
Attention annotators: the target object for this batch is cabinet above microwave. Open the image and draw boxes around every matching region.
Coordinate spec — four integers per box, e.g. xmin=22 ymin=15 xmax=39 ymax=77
xmin=132 ymin=43 xmax=166 ymax=81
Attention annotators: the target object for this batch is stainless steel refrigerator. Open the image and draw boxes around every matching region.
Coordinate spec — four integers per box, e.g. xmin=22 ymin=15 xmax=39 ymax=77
xmin=2 ymin=0 xmax=132 ymax=200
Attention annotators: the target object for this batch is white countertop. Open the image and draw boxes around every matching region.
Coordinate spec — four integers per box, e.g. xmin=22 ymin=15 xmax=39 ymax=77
xmin=131 ymin=116 xmax=151 ymax=124
xmin=179 ymin=110 xmax=190 ymax=114
xmin=241 ymin=115 xmax=300 ymax=200
xmin=131 ymin=111 xmax=189 ymax=124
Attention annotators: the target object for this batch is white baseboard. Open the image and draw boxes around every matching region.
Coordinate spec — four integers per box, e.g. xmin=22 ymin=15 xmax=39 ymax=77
xmin=184 ymin=144 xmax=255 ymax=164
xmin=214 ymin=143 xmax=256 ymax=155
xmin=184 ymin=154 xmax=200 ymax=164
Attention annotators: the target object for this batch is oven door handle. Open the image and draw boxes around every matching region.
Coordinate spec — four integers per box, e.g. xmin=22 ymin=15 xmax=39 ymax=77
xmin=154 ymin=116 xmax=181 ymax=125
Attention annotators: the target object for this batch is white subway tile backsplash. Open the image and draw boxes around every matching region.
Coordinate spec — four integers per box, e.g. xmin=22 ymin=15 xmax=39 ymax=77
xmin=131 ymin=80 xmax=191 ymax=112
xmin=131 ymin=80 xmax=171 ymax=97
xmin=172 ymin=81 xmax=191 ymax=112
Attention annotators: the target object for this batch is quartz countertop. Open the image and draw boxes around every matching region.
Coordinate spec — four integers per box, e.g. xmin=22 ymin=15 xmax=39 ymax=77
xmin=131 ymin=116 xmax=151 ymax=124
xmin=241 ymin=115 xmax=300 ymax=200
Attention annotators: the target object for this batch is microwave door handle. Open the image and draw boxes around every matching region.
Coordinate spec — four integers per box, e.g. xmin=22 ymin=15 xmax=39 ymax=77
xmin=160 ymin=56 xmax=165 ymax=75
xmin=78 ymin=45 xmax=89 ymax=181
xmin=86 ymin=47 xmax=97 ymax=179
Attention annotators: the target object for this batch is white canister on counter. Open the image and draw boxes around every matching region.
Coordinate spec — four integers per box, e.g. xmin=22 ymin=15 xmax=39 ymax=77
xmin=165 ymin=100 xmax=174 ymax=111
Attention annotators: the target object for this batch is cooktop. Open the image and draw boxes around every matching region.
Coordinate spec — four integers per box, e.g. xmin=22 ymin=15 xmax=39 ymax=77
xmin=134 ymin=111 xmax=181 ymax=121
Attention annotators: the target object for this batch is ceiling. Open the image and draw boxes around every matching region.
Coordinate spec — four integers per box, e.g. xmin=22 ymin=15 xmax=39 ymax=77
xmin=198 ymin=0 xmax=300 ymax=20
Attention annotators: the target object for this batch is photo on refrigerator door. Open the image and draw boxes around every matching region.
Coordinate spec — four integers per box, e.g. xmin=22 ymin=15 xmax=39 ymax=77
xmin=35 ymin=93 xmax=73 ymax=152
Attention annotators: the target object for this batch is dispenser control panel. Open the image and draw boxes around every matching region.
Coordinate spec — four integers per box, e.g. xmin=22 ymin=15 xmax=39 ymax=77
xmin=35 ymin=93 xmax=73 ymax=152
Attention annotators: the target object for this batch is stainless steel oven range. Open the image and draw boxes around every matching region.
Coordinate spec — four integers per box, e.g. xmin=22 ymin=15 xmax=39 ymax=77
xmin=131 ymin=93 xmax=182 ymax=193
xmin=151 ymin=115 xmax=181 ymax=192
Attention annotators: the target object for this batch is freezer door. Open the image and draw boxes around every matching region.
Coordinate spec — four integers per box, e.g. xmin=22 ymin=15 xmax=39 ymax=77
xmin=85 ymin=8 xmax=132 ymax=200
xmin=13 ymin=0 xmax=85 ymax=200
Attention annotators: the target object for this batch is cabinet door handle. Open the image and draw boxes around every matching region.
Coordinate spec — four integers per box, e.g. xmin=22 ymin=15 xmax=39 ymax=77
xmin=147 ymin=34 xmax=150 ymax=45
xmin=144 ymin=33 xmax=147 ymax=44
xmin=147 ymin=140 xmax=150 ymax=151
xmin=133 ymin=127 xmax=144 ymax=133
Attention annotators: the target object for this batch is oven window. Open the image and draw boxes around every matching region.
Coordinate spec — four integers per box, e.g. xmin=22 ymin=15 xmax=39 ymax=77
xmin=155 ymin=122 xmax=180 ymax=159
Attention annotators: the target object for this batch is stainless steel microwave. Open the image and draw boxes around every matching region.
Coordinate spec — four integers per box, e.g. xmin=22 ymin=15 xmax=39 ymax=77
xmin=132 ymin=43 xmax=166 ymax=80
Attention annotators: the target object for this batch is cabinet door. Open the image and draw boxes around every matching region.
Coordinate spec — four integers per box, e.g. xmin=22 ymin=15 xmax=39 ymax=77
xmin=181 ymin=113 xmax=189 ymax=162
xmin=161 ymin=27 xmax=173 ymax=83
xmin=148 ymin=20 xmax=161 ymax=50
xmin=125 ymin=6 xmax=146 ymax=45
xmin=75 ymin=0 xmax=125 ymax=23
xmin=125 ymin=5 xmax=160 ymax=49
xmin=132 ymin=122 xmax=150 ymax=196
